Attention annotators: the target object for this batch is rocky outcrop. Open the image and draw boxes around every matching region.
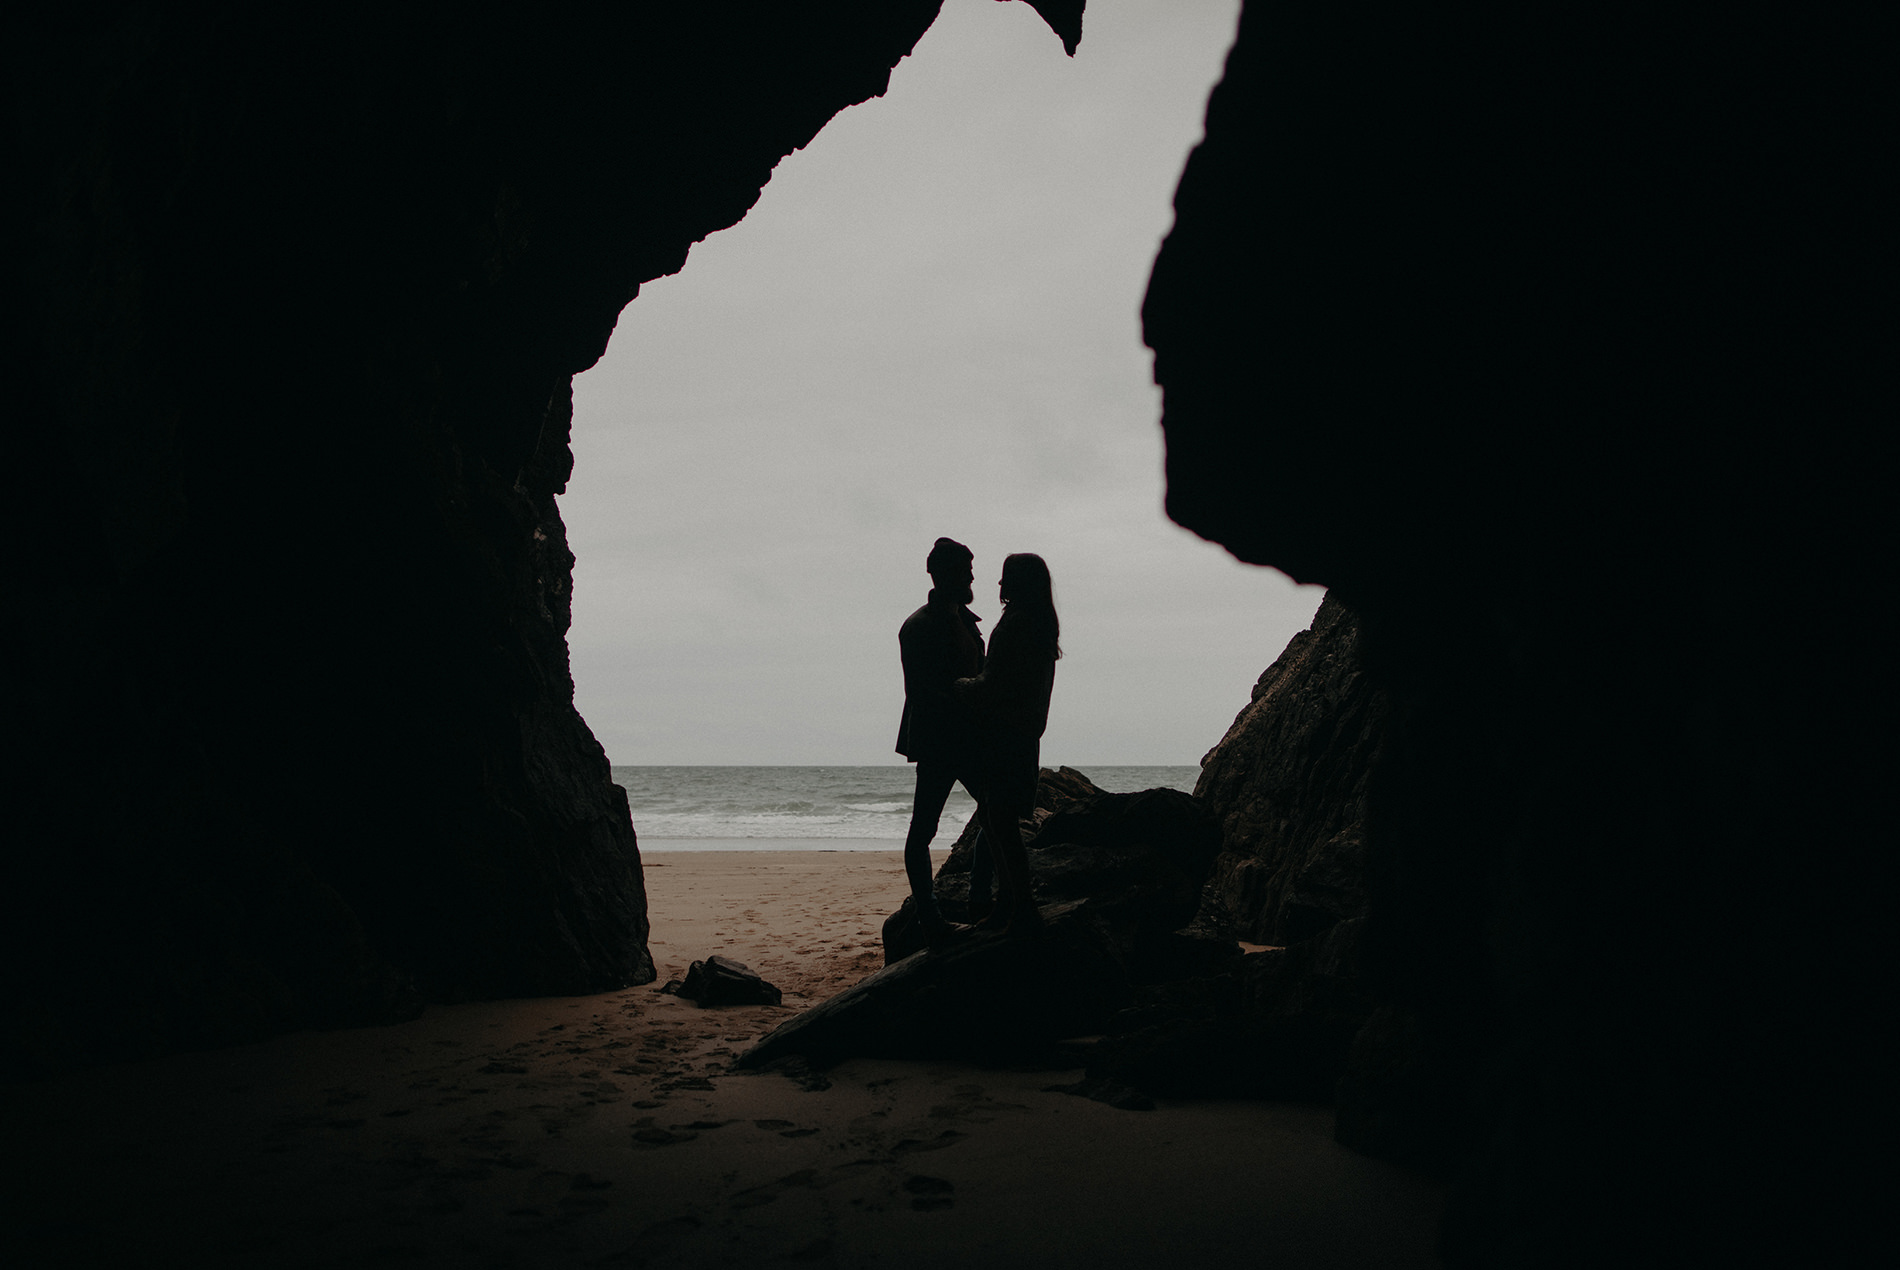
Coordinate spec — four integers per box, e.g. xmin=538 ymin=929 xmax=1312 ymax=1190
xmin=1028 ymin=599 xmax=1392 ymax=1114
xmin=807 ymin=755 xmax=1374 ymax=1109
xmin=745 ymin=768 xmax=1227 ymax=1067
xmin=885 ymin=765 xmax=1107 ymax=953
xmin=1016 ymin=0 xmax=1085 ymax=56
xmin=1069 ymin=916 xmax=1372 ymax=1110
xmin=5 ymin=2 xmax=1030 ymax=1072
xmin=1144 ymin=4 xmax=1887 ymax=1265
xmin=1194 ymin=593 xmax=1385 ymax=945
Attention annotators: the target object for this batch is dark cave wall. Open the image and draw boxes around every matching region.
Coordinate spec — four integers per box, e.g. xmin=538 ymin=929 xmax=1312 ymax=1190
xmin=1147 ymin=3 xmax=1887 ymax=1266
xmin=4 ymin=2 xmax=951 ymax=1069
xmin=1194 ymin=593 xmax=1386 ymax=947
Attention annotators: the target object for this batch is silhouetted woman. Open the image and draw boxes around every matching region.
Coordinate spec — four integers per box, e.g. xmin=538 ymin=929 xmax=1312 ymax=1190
xmin=956 ymin=552 xmax=1060 ymax=936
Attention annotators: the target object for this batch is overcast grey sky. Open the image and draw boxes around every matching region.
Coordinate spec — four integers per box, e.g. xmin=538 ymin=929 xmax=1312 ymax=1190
xmin=564 ymin=0 xmax=1321 ymax=767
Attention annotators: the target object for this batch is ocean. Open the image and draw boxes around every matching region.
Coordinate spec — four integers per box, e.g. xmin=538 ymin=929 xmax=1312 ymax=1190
xmin=612 ymin=765 xmax=1201 ymax=851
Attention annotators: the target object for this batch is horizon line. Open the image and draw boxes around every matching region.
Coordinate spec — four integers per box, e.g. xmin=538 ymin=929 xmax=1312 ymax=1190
xmin=603 ymin=760 xmax=1205 ymax=768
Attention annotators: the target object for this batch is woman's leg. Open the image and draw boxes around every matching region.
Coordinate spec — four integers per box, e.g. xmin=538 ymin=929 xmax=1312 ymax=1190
xmin=996 ymin=739 xmax=1044 ymax=933
xmin=965 ymin=825 xmax=996 ymax=922
xmin=972 ymin=801 xmax=1012 ymax=928
xmin=978 ymin=795 xmax=1041 ymax=935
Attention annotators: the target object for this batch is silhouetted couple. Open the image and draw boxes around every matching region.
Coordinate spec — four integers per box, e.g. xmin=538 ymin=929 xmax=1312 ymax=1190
xmin=895 ymin=537 xmax=1061 ymax=946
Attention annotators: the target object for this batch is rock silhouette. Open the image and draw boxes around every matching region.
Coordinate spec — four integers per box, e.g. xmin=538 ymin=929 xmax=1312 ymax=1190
xmin=744 ymin=768 xmax=1225 ymax=1068
xmin=1063 ymin=916 xmax=1372 ymax=1110
xmin=1144 ymin=3 xmax=1887 ymax=1264
xmin=660 ymin=956 xmax=784 ymax=1008
xmin=1194 ymin=594 xmax=1386 ymax=947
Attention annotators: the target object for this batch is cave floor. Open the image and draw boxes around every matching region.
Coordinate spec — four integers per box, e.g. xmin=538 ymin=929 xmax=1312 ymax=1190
xmin=2 ymin=851 xmax=1444 ymax=1268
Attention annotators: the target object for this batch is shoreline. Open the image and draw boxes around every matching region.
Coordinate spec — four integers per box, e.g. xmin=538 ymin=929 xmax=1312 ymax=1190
xmin=639 ymin=837 xmax=910 ymax=853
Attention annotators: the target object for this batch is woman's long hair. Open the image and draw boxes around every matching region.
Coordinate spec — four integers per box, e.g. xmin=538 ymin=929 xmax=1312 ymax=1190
xmin=1000 ymin=552 xmax=1062 ymax=660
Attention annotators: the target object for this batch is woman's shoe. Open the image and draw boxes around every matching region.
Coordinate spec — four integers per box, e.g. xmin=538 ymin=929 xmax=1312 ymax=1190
xmin=974 ymin=908 xmax=1011 ymax=932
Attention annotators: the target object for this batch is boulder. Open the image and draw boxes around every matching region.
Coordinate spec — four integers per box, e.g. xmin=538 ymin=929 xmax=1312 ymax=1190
xmin=1067 ymin=917 xmax=1373 ymax=1106
xmin=744 ymin=769 xmax=1224 ymax=1067
xmin=660 ymin=956 xmax=783 ymax=1008
xmin=884 ymin=768 xmax=1222 ymax=968
xmin=927 ymin=766 xmax=1107 ymax=912
xmin=883 ymin=765 xmax=1103 ymax=960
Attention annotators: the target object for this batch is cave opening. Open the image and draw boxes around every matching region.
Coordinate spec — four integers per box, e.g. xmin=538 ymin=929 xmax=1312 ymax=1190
xmin=545 ymin=4 xmax=1341 ymax=1017
xmin=558 ymin=0 xmax=1329 ymax=1003
xmin=561 ymin=0 xmax=1318 ymax=780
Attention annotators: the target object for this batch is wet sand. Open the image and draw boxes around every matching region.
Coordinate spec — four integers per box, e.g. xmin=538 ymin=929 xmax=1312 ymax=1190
xmin=1 ymin=850 xmax=1445 ymax=1267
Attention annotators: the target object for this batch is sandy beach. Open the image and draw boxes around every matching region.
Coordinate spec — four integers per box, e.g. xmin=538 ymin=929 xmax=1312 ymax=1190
xmin=2 ymin=850 xmax=1444 ymax=1268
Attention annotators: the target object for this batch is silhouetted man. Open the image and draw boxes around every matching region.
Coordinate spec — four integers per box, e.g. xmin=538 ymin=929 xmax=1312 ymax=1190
xmin=896 ymin=538 xmax=987 ymax=946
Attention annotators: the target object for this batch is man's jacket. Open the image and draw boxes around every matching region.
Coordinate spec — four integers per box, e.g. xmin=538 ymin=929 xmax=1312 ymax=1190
xmin=895 ymin=591 xmax=984 ymax=765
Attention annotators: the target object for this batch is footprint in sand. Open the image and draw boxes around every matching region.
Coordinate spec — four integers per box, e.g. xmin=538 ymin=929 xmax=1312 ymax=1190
xmin=927 ymin=1083 xmax=1027 ymax=1125
xmin=730 ymin=1160 xmax=879 ymax=1210
xmin=632 ymin=1116 xmax=699 ymax=1146
xmin=750 ymin=1118 xmax=818 ymax=1137
xmin=848 ymin=1110 xmax=890 ymax=1134
xmin=889 ymin=1130 xmax=968 ymax=1156
xmin=904 ymin=1175 xmax=956 ymax=1212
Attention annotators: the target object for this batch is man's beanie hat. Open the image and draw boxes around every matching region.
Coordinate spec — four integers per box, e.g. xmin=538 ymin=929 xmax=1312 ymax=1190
xmin=927 ymin=537 xmax=973 ymax=573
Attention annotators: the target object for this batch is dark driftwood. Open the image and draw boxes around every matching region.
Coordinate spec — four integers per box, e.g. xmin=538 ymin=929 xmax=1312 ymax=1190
xmin=740 ymin=899 xmax=1123 ymax=1068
